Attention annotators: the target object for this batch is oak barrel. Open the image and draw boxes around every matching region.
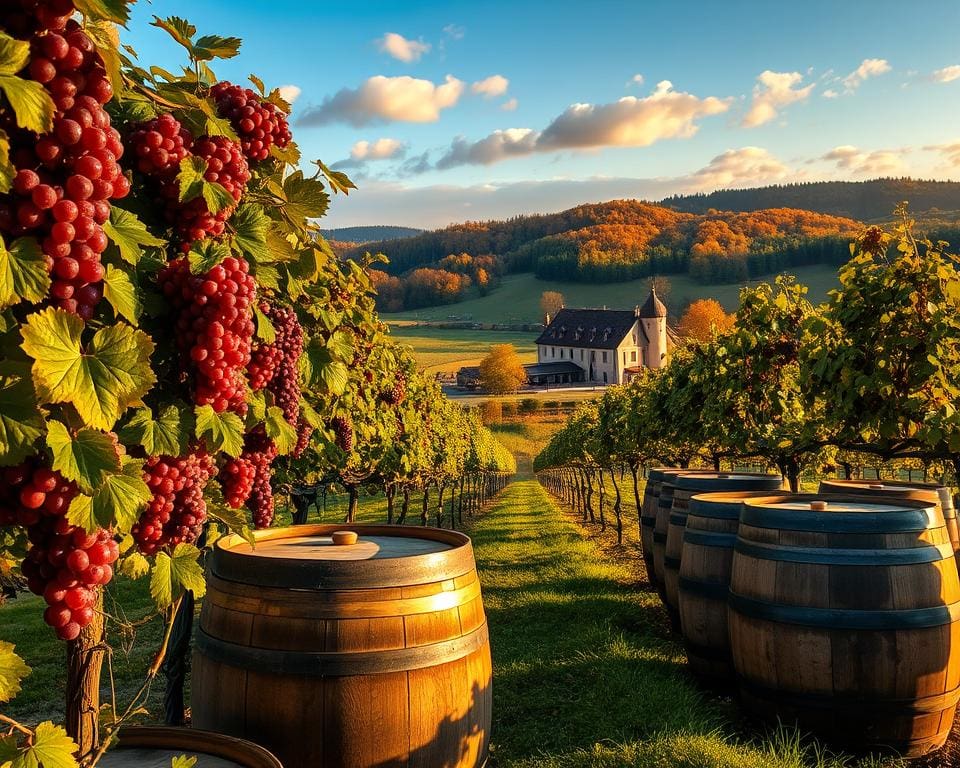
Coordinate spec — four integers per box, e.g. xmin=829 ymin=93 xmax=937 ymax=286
xmin=676 ymin=489 xmax=785 ymax=685
xmin=665 ymin=473 xmax=782 ymax=637
xmin=819 ymin=478 xmax=960 ymax=554
xmin=729 ymin=495 xmax=960 ymax=756
xmin=192 ymin=524 xmax=492 ymax=768
xmin=99 ymin=726 xmax=282 ymax=768
xmin=640 ymin=468 xmax=674 ymax=581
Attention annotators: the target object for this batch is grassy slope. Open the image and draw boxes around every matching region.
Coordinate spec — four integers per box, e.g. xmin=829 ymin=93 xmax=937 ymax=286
xmin=387 ymin=325 xmax=537 ymax=373
xmin=384 ymin=264 xmax=841 ymax=325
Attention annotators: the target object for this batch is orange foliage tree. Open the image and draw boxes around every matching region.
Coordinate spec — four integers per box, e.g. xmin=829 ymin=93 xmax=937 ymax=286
xmin=678 ymin=299 xmax=735 ymax=340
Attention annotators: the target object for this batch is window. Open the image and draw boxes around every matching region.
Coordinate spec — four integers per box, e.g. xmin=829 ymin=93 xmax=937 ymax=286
xmin=631 ymin=350 xmax=637 ymax=362
xmin=602 ymin=351 xmax=608 ymax=363
xmin=623 ymin=350 xmax=627 ymax=364
xmin=570 ymin=348 xmax=574 ymax=358
xmin=603 ymin=372 xmax=608 ymax=383
xmin=560 ymin=349 xmax=564 ymax=359
xmin=551 ymin=347 xmax=555 ymax=358
xmin=580 ymin=350 xmax=584 ymax=361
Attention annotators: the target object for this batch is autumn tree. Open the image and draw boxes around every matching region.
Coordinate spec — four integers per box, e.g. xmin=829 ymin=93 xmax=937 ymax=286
xmin=479 ymin=344 xmax=528 ymax=394
xmin=678 ymin=298 xmax=735 ymax=340
xmin=540 ymin=290 xmax=565 ymax=320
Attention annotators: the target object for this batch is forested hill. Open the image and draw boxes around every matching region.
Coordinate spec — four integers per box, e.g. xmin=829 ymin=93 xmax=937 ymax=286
xmin=660 ymin=179 xmax=960 ymax=220
xmin=322 ymin=225 xmax=422 ymax=243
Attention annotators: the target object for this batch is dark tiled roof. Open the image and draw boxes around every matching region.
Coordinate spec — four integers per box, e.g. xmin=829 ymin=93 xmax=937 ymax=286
xmin=535 ymin=308 xmax=643 ymax=350
xmin=523 ymin=361 xmax=584 ymax=376
xmin=639 ymin=287 xmax=668 ymax=318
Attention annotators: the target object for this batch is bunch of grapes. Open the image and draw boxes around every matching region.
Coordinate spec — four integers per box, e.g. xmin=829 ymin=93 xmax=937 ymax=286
xmin=292 ymin=423 xmax=312 ymax=458
xmin=383 ymin=370 xmax=407 ymax=406
xmin=260 ymin=301 xmax=303 ymax=425
xmin=126 ymin=113 xmax=193 ymax=176
xmin=0 ymin=7 xmax=129 ymax=320
xmin=0 ymin=463 xmax=118 ymax=641
xmin=209 ymin=81 xmax=292 ymax=163
xmin=159 ymin=256 xmax=256 ymax=413
xmin=246 ymin=343 xmax=282 ymax=391
xmin=242 ymin=430 xmax=277 ymax=528
xmin=218 ymin=455 xmax=255 ymax=509
xmin=132 ymin=451 xmax=215 ymax=556
xmin=331 ymin=416 xmax=354 ymax=453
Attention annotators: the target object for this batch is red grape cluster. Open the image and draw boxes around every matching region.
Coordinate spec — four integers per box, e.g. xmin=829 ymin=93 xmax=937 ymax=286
xmin=132 ymin=451 xmax=215 ymax=556
xmin=259 ymin=301 xmax=303 ymax=425
xmin=246 ymin=343 xmax=282 ymax=391
xmin=331 ymin=416 xmax=354 ymax=453
xmin=0 ymin=463 xmax=118 ymax=641
xmin=242 ymin=430 xmax=277 ymax=528
xmin=126 ymin=113 xmax=193 ymax=176
xmin=0 ymin=8 xmax=129 ymax=320
xmin=209 ymin=81 xmax=292 ymax=163
xmin=292 ymin=424 xmax=313 ymax=458
xmin=383 ymin=371 xmax=407 ymax=406
xmin=218 ymin=455 xmax=255 ymax=509
xmin=159 ymin=256 xmax=256 ymax=413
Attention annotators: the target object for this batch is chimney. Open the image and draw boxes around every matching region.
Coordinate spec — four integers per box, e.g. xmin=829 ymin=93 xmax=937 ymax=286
xmin=544 ymin=313 xmax=551 ymax=325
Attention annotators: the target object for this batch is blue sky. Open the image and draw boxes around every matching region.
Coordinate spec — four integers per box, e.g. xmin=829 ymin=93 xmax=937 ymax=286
xmin=123 ymin=0 xmax=960 ymax=228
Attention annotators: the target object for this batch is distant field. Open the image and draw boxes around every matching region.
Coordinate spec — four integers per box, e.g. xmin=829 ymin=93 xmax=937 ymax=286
xmin=383 ymin=264 xmax=841 ymax=325
xmin=387 ymin=325 xmax=537 ymax=373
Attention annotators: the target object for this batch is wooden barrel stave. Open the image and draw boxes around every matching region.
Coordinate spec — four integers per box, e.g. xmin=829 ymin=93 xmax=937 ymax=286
xmin=729 ymin=495 xmax=960 ymax=756
xmin=640 ymin=468 xmax=673 ymax=583
xmin=99 ymin=726 xmax=283 ymax=768
xmin=192 ymin=524 xmax=492 ymax=768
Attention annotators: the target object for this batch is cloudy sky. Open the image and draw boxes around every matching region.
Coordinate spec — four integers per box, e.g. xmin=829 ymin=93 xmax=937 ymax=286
xmin=125 ymin=0 xmax=960 ymax=229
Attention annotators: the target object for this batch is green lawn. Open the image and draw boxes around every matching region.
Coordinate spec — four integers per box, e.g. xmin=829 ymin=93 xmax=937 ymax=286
xmin=384 ymin=265 xmax=841 ymax=325
xmin=386 ymin=324 xmax=537 ymax=373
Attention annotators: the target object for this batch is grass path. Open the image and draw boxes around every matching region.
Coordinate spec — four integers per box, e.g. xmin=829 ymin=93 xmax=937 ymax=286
xmin=474 ymin=480 xmax=895 ymax=768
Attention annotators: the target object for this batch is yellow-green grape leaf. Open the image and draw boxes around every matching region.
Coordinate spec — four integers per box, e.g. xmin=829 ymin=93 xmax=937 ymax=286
xmin=247 ymin=390 xmax=266 ymax=422
xmin=230 ymin=204 xmax=270 ymax=264
xmin=187 ymin=240 xmax=231 ymax=275
xmin=67 ymin=457 xmax=150 ymax=534
xmin=194 ymin=404 xmax=244 ymax=458
xmin=46 ymin=420 xmax=121 ymax=494
xmin=253 ymin=304 xmax=275 ymax=343
xmin=0 ymin=33 xmax=29 ymax=75
xmin=0 ymin=129 xmax=14 ymax=193
xmin=118 ymin=404 xmax=193 ymax=456
xmin=150 ymin=543 xmax=205 ymax=609
xmin=150 ymin=16 xmax=195 ymax=51
xmin=0 ymin=74 xmax=56 ymax=135
xmin=118 ymin=550 xmax=149 ymax=580
xmin=0 ymin=236 xmax=51 ymax=309
xmin=102 ymin=264 xmax=143 ymax=324
xmin=171 ymin=755 xmax=198 ymax=768
xmin=315 ymin=160 xmax=356 ymax=196
xmin=0 ymin=377 xmax=44 ymax=467
xmin=265 ymin=406 xmax=296 ymax=456
xmin=83 ymin=20 xmax=124 ymax=95
xmin=0 ymin=641 xmax=30 ymax=704
xmin=248 ymin=74 xmax=265 ymax=94
xmin=192 ymin=35 xmax=241 ymax=61
xmin=103 ymin=207 xmax=165 ymax=266
xmin=281 ymin=171 xmax=329 ymax=223
xmin=176 ymin=156 xmax=234 ymax=215
xmin=21 ymin=308 xmax=156 ymax=431
xmin=9 ymin=722 xmax=79 ymax=768
xmin=74 ymin=0 xmax=133 ymax=25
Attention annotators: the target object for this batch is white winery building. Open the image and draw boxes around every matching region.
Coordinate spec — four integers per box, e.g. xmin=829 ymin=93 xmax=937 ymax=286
xmin=533 ymin=287 xmax=674 ymax=386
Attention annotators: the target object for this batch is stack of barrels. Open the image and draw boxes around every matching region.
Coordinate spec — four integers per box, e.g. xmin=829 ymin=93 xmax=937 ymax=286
xmin=639 ymin=469 xmax=960 ymax=757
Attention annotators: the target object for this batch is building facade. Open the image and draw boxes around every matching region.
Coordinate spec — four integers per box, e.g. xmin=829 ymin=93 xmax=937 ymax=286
xmin=533 ymin=288 xmax=671 ymax=386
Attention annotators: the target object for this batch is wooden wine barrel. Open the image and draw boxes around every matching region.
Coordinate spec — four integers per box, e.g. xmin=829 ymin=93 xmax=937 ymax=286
xmin=640 ymin=468 xmax=674 ymax=580
xmin=99 ymin=726 xmax=282 ymax=768
xmin=192 ymin=524 xmax=492 ymax=768
xmin=664 ymin=473 xmax=782 ymax=635
xmin=729 ymin=494 xmax=960 ymax=756
xmin=819 ymin=478 xmax=960 ymax=554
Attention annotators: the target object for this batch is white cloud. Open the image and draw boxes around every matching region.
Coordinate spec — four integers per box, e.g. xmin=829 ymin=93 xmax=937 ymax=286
xmin=437 ymin=128 xmax=538 ymax=169
xmin=841 ymin=58 xmax=891 ymax=92
xmin=277 ymin=84 xmax=301 ymax=104
xmin=351 ymin=138 xmax=405 ymax=161
xmin=821 ymin=144 xmax=905 ymax=174
xmin=924 ymin=140 xmax=960 ymax=167
xmin=377 ymin=32 xmax=431 ymax=62
xmin=690 ymin=146 xmax=792 ymax=188
xmin=501 ymin=98 xmax=518 ymax=111
xmin=631 ymin=74 xmax=644 ymax=86
xmin=299 ymin=75 xmax=465 ymax=127
xmin=742 ymin=71 xmax=814 ymax=127
xmin=442 ymin=24 xmax=465 ymax=40
xmin=822 ymin=88 xmax=839 ymax=99
xmin=931 ymin=65 xmax=960 ymax=83
xmin=537 ymin=80 xmax=730 ymax=150
xmin=472 ymin=75 xmax=509 ymax=98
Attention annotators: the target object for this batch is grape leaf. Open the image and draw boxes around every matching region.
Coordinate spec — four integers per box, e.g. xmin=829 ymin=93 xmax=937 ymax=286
xmin=176 ymin=157 xmax=234 ymax=215
xmin=0 ymin=378 xmax=44 ymax=467
xmin=230 ymin=204 xmax=270 ymax=263
xmin=187 ymin=240 xmax=231 ymax=275
xmin=119 ymin=404 xmax=193 ymax=456
xmin=0 ymin=74 xmax=56 ymax=134
xmin=150 ymin=16 xmax=196 ymax=51
xmin=21 ymin=308 xmax=157 ymax=431
xmin=46 ymin=420 xmax=121 ymax=494
xmin=253 ymin=304 xmax=275 ymax=343
xmin=0 ymin=34 xmax=29 ymax=76
xmin=10 ymin=722 xmax=79 ymax=768
xmin=68 ymin=457 xmax=151 ymax=534
xmin=84 ymin=20 xmax=124 ymax=95
xmin=171 ymin=756 xmax=198 ymax=768
xmin=248 ymin=74 xmax=265 ymax=95
xmin=193 ymin=35 xmax=242 ymax=61
xmin=0 ymin=641 xmax=30 ymax=704
xmin=304 ymin=339 xmax=348 ymax=394
xmin=205 ymin=484 xmax=254 ymax=546
xmin=103 ymin=206 xmax=165 ymax=266
xmin=315 ymin=160 xmax=357 ymax=196
xmin=0 ymin=129 xmax=14 ymax=194
xmin=118 ymin=550 xmax=149 ymax=580
xmin=250 ymin=260 xmax=280 ymax=291
xmin=247 ymin=390 xmax=266 ymax=422
xmin=102 ymin=264 xmax=142 ymax=324
xmin=194 ymin=405 xmax=244 ymax=457
xmin=150 ymin=543 xmax=206 ymax=608
xmin=282 ymin=171 xmax=329 ymax=223
xmin=0 ymin=236 xmax=51 ymax=309
xmin=74 ymin=0 xmax=132 ymax=25
xmin=265 ymin=406 xmax=296 ymax=456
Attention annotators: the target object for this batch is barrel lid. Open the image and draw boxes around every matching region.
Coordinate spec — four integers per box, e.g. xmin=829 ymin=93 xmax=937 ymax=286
xmin=675 ymin=472 xmax=782 ymax=492
xmin=211 ymin=524 xmax=475 ymax=589
xmin=818 ymin=479 xmax=950 ymax=509
xmin=647 ymin=467 xmax=677 ymax=483
xmin=740 ymin=493 xmax=941 ymax=533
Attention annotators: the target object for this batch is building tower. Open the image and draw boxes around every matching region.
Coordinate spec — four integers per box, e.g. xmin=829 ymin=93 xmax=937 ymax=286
xmin=639 ymin=286 xmax=668 ymax=369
